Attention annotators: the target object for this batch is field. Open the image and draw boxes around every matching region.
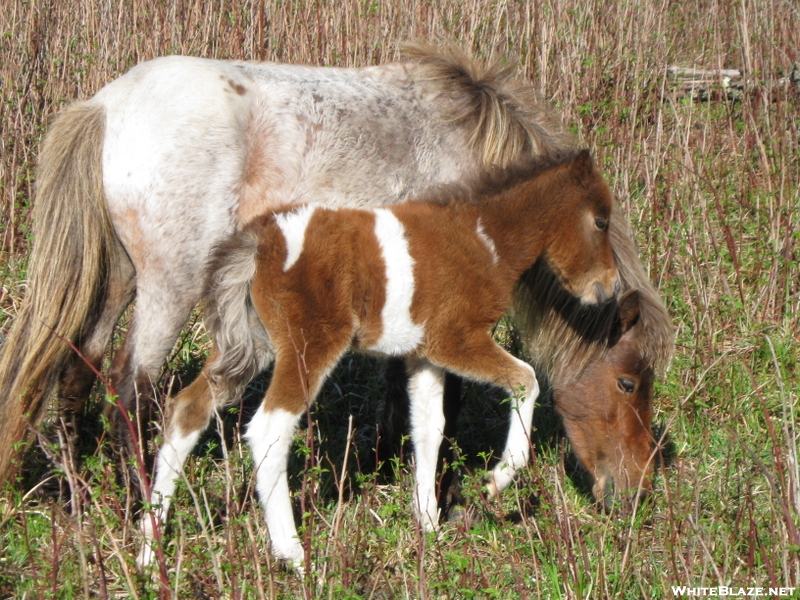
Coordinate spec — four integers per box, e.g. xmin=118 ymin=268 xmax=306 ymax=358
xmin=1 ymin=0 xmax=799 ymax=598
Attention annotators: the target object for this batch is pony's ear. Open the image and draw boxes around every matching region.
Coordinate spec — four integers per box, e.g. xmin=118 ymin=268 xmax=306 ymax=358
xmin=618 ymin=289 xmax=641 ymax=333
xmin=571 ymin=149 xmax=595 ymax=185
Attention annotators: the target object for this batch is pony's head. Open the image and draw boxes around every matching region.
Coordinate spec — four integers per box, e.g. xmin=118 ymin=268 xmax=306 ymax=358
xmin=540 ymin=150 xmax=618 ymax=305
xmin=553 ymin=290 xmax=655 ymax=510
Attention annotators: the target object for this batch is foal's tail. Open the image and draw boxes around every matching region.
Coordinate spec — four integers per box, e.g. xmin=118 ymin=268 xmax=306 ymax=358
xmin=0 ymin=101 xmax=116 ymax=485
xmin=203 ymin=228 xmax=273 ymax=400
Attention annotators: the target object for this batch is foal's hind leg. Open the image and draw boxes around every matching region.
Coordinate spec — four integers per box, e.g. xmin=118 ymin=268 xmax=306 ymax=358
xmin=425 ymin=331 xmax=539 ymax=498
xmin=136 ymin=366 xmax=229 ymax=569
xmin=246 ymin=332 xmax=350 ymax=570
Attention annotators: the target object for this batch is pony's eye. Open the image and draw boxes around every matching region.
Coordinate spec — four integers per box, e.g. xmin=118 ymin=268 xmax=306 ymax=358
xmin=595 ymin=217 xmax=608 ymax=230
xmin=617 ymin=377 xmax=636 ymax=394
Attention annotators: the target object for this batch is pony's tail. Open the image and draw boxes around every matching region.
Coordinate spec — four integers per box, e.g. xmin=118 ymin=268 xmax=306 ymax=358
xmin=204 ymin=229 xmax=273 ymax=400
xmin=402 ymin=41 xmax=575 ymax=169
xmin=0 ymin=101 xmax=113 ymax=484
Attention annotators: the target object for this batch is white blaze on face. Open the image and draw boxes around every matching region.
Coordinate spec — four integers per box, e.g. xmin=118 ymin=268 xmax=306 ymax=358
xmin=370 ymin=209 xmax=424 ymax=355
xmin=274 ymin=204 xmax=317 ymax=271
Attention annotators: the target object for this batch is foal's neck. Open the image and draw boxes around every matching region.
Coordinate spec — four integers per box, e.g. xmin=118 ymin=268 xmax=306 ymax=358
xmin=474 ymin=174 xmax=561 ymax=277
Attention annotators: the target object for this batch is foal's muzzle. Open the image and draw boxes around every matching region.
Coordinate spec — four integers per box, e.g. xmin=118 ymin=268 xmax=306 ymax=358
xmin=593 ymin=277 xmax=619 ymax=303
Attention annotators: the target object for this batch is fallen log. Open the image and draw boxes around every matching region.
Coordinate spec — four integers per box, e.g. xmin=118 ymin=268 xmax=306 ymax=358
xmin=665 ymin=63 xmax=800 ymax=101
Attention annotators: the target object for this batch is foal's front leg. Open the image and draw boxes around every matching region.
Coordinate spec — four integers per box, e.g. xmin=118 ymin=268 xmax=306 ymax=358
xmin=425 ymin=332 xmax=539 ymax=499
xmin=486 ymin=354 xmax=539 ymax=498
xmin=406 ymin=359 xmax=446 ymax=532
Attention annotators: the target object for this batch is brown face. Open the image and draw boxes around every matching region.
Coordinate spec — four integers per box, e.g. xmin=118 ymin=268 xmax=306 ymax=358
xmin=553 ymin=292 xmax=655 ymax=510
xmin=545 ymin=152 xmax=618 ymax=305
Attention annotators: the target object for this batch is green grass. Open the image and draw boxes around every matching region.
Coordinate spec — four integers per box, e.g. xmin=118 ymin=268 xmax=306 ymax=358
xmin=1 ymin=0 xmax=799 ymax=598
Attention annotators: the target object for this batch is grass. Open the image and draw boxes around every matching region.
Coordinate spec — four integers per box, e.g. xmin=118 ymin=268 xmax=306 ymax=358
xmin=1 ymin=0 xmax=799 ymax=598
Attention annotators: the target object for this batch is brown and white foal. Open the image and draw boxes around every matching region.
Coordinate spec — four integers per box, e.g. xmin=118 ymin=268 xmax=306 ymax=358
xmin=138 ymin=149 xmax=618 ymax=570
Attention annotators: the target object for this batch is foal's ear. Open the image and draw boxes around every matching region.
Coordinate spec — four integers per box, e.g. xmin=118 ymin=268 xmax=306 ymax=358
xmin=618 ymin=289 xmax=641 ymax=333
xmin=570 ymin=149 xmax=595 ymax=186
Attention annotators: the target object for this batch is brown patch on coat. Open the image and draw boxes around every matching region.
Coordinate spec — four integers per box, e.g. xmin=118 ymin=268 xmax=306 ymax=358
xmin=227 ymin=79 xmax=248 ymax=95
xmin=170 ymin=366 xmax=218 ymax=437
xmin=246 ymin=208 xmax=389 ymax=414
xmin=236 ymin=117 xmax=288 ymax=226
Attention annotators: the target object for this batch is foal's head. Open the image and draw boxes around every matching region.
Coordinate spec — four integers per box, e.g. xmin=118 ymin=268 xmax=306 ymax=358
xmin=537 ymin=149 xmax=618 ymax=305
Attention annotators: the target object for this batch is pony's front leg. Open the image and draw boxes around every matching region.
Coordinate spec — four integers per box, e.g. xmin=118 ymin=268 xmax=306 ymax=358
xmin=245 ymin=405 xmax=304 ymax=569
xmin=486 ymin=357 xmax=539 ymax=498
xmin=136 ymin=372 xmax=218 ymax=569
xmin=407 ymin=359 xmax=446 ymax=532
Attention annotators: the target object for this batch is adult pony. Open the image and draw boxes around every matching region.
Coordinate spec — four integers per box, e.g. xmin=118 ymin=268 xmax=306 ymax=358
xmin=0 ymin=44 xmax=673 ymax=500
xmin=137 ymin=149 xmax=618 ymax=569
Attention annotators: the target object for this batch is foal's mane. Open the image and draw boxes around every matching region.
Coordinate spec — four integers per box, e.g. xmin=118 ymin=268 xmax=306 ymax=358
xmin=412 ymin=149 xmax=584 ymax=207
xmin=402 ymin=42 xmax=575 ymax=169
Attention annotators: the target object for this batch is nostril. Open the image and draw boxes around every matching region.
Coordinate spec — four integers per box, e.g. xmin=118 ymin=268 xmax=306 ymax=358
xmin=601 ymin=477 xmax=615 ymax=513
xmin=613 ymin=278 xmax=621 ymax=296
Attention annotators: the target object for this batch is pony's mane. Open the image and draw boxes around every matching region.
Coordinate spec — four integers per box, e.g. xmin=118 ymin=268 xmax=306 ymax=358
xmin=402 ymin=42 xmax=576 ymax=168
xmin=514 ymin=207 xmax=675 ymax=383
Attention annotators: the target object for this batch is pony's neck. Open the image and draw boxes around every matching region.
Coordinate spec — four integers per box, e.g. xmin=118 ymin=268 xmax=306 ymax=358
xmin=476 ymin=173 xmax=561 ymax=278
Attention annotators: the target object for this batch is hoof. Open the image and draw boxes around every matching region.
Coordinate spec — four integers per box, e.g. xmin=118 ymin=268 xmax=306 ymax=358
xmin=485 ymin=479 xmax=500 ymax=500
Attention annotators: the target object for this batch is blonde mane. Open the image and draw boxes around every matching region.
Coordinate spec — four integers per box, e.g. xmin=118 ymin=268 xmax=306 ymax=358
xmin=403 ymin=42 xmax=575 ymax=169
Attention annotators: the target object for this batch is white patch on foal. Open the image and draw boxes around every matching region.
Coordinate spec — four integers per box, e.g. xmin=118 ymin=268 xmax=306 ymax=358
xmin=476 ymin=217 xmax=499 ymax=264
xmin=244 ymin=406 xmax=304 ymax=569
xmin=486 ymin=357 xmax=539 ymax=498
xmin=274 ymin=204 xmax=317 ymax=271
xmin=369 ymin=209 xmax=424 ymax=355
xmin=137 ymin=426 xmax=203 ymax=568
xmin=407 ymin=362 xmax=446 ymax=532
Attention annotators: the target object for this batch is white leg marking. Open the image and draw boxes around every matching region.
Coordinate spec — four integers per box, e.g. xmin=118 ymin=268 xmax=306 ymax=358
xmin=244 ymin=407 xmax=304 ymax=569
xmin=476 ymin=217 xmax=499 ymax=264
xmin=137 ymin=427 xmax=203 ymax=568
xmin=408 ymin=361 xmax=446 ymax=532
xmin=488 ymin=358 xmax=539 ymax=498
xmin=369 ymin=208 xmax=424 ymax=355
xmin=274 ymin=204 xmax=317 ymax=271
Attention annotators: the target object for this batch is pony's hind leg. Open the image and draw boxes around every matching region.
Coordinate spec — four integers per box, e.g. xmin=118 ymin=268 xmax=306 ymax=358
xmin=105 ymin=271 xmax=205 ymax=483
xmin=406 ymin=359 xmax=446 ymax=532
xmin=58 ymin=253 xmax=135 ymax=446
xmin=424 ymin=331 xmax=539 ymax=498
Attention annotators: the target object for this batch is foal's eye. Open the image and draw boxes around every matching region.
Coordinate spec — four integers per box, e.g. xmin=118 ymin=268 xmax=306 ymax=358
xmin=617 ymin=377 xmax=636 ymax=394
xmin=595 ymin=217 xmax=608 ymax=230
